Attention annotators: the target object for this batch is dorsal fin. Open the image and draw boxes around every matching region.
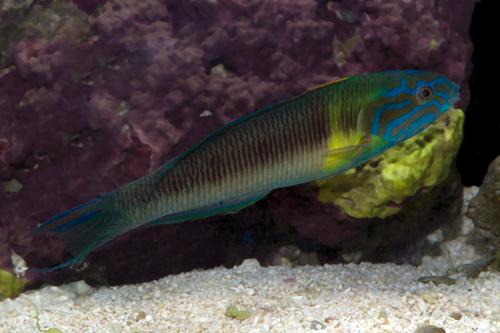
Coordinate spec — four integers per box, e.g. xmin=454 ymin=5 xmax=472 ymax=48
xmin=307 ymin=77 xmax=349 ymax=91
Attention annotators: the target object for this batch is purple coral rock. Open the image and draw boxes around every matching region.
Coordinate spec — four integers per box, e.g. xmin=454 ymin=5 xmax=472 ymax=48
xmin=0 ymin=0 xmax=475 ymax=286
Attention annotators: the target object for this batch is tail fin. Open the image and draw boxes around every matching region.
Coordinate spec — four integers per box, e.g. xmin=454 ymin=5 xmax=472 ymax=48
xmin=33 ymin=194 xmax=124 ymax=272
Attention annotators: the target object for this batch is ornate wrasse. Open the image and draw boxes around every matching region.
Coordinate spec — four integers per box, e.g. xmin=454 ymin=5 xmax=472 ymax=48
xmin=34 ymin=70 xmax=460 ymax=270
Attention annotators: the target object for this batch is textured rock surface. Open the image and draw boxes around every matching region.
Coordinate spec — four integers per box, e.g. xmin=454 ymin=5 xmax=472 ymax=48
xmin=467 ymin=156 xmax=500 ymax=251
xmin=0 ymin=0 xmax=475 ymax=286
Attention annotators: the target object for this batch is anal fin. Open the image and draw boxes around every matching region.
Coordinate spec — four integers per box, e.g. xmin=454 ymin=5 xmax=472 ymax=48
xmin=146 ymin=191 xmax=270 ymax=226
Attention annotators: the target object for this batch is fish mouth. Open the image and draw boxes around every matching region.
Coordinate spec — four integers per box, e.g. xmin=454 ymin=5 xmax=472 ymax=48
xmin=441 ymin=85 xmax=460 ymax=113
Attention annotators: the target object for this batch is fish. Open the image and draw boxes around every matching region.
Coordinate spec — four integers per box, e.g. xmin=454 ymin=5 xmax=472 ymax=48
xmin=33 ymin=70 xmax=460 ymax=271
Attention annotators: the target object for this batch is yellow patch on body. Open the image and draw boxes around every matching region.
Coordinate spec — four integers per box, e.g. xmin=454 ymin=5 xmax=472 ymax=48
xmin=321 ymin=131 xmax=363 ymax=173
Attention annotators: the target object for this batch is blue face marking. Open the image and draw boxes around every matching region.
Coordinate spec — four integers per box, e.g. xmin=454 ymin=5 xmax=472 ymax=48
xmin=433 ymin=91 xmax=449 ymax=99
xmin=385 ymin=79 xmax=412 ymax=98
xmin=383 ymin=100 xmax=442 ymax=142
xmin=371 ymin=100 xmax=412 ymax=136
xmin=384 ymin=77 xmax=448 ymax=100
xmin=407 ymin=113 xmax=438 ymax=136
xmin=389 ymin=112 xmax=438 ymax=142
xmin=371 ymin=72 xmax=460 ymax=143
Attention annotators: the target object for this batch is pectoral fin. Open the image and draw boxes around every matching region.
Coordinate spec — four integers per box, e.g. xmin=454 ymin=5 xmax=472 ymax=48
xmin=321 ymin=135 xmax=379 ymax=172
xmin=324 ymin=135 xmax=373 ymax=159
xmin=324 ymin=144 xmax=369 ymax=159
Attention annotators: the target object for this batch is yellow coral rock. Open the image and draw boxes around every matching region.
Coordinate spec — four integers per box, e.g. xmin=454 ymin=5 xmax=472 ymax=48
xmin=0 ymin=268 xmax=26 ymax=300
xmin=316 ymin=108 xmax=464 ymax=218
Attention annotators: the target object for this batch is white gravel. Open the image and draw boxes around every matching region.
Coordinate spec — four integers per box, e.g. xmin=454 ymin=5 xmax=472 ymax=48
xmin=0 ymin=261 xmax=498 ymax=333
xmin=1 ymin=187 xmax=498 ymax=333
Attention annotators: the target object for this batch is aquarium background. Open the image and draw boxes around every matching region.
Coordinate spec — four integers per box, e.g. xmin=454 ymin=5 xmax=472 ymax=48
xmin=0 ymin=0 xmax=497 ymax=288
xmin=456 ymin=0 xmax=499 ymax=185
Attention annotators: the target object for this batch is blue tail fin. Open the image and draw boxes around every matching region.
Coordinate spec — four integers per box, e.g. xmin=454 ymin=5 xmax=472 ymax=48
xmin=33 ymin=194 xmax=123 ymax=272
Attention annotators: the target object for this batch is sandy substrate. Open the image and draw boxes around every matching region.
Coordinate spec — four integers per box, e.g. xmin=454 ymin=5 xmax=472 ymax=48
xmin=0 ymin=260 xmax=499 ymax=333
xmin=1 ymin=188 xmax=499 ymax=333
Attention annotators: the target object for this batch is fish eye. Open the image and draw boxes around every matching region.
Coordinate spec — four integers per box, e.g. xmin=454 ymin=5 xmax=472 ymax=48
xmin=417 ymin=86 xmax=433 ymax=102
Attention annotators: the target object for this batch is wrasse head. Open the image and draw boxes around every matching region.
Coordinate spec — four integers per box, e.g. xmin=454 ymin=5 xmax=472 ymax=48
xmin=370 ymin=70 xmax=460 ymax=143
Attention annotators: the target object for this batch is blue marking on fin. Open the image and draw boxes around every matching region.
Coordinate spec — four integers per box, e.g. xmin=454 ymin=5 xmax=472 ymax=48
xmin=34 ymin=198 xmax=101 ymax=233
xmin=50 ymin=210 xmax=101 ymax=233
xmin=32 ymin=195 xmax=115 ymax=272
